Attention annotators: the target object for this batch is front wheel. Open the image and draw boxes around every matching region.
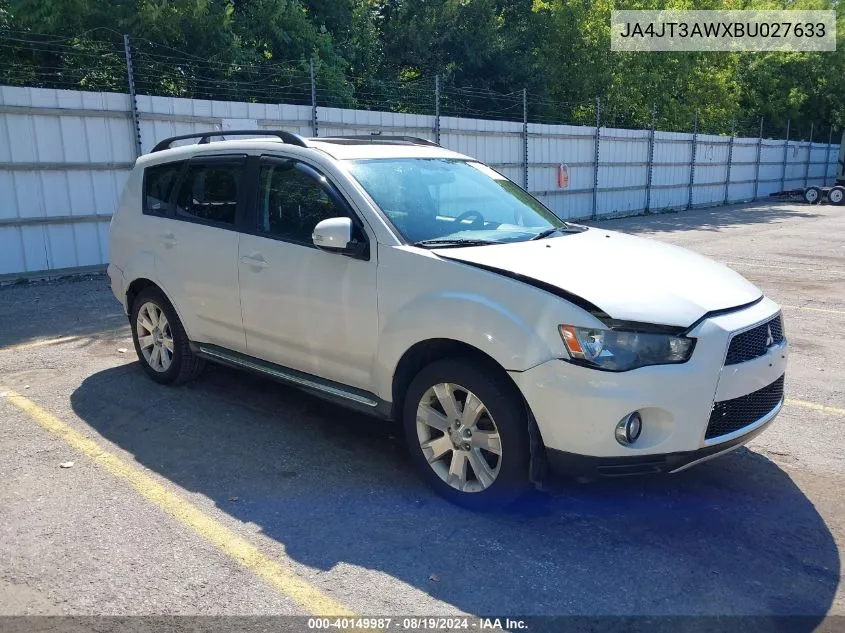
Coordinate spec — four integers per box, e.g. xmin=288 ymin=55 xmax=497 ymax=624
xmin=402 ymin=358 xmax=531 ymax=510
xmin=829 ymin=186 xmax=844 ymax=206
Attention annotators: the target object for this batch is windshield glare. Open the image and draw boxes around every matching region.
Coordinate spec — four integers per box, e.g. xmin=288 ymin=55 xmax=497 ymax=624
xmin=346 ymin=158 xmax=566 ymax=244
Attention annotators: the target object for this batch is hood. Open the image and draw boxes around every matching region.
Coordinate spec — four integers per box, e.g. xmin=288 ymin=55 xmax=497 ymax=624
xmin=437 ymin=228 xmax=762 ymax=328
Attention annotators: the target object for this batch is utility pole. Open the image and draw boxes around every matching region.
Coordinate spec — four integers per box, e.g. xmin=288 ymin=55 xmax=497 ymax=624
xmin=825 ymin=126 xmax=835 ymax=184
xmin=309 ymin=57 xmax=318 ymax=137
xmin=645 ymin=103 xmax=657 ymax=212
xmin=592 ymin=97 xmax=601 ymax=219
xmin=780 ymin=119 xmax=790 ymax=192
xmin=753 ymin=117 xmax=764 ymax=200
xmin=434 ymin=75 xmax=441 ymax=145
xmin=803 ymin=122 xmax=814 ymax=188
xmin=687 ymin=111 xmax=698 ymax=209
xmin=123 ymin=34 xmax=142 ymax=157
xmin=724 ymin=117 xmax=735 ymax=205
xmin=522 ymin=88 xmax=528 ymax=190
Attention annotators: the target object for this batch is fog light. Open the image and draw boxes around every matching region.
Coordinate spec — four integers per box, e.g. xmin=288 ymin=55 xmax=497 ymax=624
xmin=615 ymin=412 xmax=643 ymax=446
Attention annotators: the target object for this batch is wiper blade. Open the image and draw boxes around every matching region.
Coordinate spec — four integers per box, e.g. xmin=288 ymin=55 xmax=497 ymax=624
xmin=530 ymin=224 xmax=586 ymax=240
xmin=530 ymin=228 xmax=561 ymax=240
xmin=413 ymin=238 xmax=501 ymax=248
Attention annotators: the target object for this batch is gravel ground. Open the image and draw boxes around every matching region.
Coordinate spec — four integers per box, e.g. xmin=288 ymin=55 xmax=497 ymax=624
xmin=0 ymin=201 xmax=842 ymax=625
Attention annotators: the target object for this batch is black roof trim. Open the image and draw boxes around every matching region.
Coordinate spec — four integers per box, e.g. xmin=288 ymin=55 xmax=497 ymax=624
xmin=315 ymin=135 xmax=440 ymax=147
xmin=150 ymin=130 xmax=308 ymax=153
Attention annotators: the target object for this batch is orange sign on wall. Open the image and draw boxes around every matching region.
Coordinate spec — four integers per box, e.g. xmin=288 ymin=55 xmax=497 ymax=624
xmin=557 ymin=163 xmax=569 ymax=189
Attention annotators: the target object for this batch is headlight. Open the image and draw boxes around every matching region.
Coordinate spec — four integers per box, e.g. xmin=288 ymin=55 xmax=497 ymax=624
xmin=559 ymin=324 xmax=695 ymax=371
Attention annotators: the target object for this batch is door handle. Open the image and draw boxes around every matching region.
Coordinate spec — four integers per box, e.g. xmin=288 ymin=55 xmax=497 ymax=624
xmin=159 ymin=232 xmax=177 ymax=248
xmin=240 ymin=253 xmax=268 ymax=269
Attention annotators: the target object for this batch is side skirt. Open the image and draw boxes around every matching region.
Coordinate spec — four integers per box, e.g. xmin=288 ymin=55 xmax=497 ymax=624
xmin=192 ymin=343 xmax=394 ymax=420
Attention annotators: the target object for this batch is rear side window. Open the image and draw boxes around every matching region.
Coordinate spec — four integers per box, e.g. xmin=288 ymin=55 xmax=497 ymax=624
xmin=174 ymin=162 xmax=243 ymax=226
xmin=143 ymin=162 xmax=184 ymax=215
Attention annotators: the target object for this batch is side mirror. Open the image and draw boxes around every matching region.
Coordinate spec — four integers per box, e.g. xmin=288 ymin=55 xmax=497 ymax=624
xmin=312 ymin=217 xmax=367 ymax=258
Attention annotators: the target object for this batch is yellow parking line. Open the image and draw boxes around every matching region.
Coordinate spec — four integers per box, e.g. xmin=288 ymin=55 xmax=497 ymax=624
xmin=2 ymin=328 xmax=130 ymax=353
xmin=781 ymin=305 xmax=845 ymax=315
xmin=724 ymin=260 xmax=845 ymax=275
xmin=0 ymin=389 xmax=356 ymax=617
xmin=785 ymin=398 xmax=845 ymax=417
xmin=2 ymin=335 xmax=86 ymax=352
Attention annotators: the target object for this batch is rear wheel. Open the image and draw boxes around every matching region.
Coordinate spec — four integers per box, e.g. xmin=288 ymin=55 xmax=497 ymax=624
xmin=803 ymin=186 xmax=821 ymax=204
xmin=402 ymin=358 xmax=530 ymax=510
xmin=130 ymin=286 xmax=205 ymax=385
xmin=829 ymin=186 xmax=844 ymax=206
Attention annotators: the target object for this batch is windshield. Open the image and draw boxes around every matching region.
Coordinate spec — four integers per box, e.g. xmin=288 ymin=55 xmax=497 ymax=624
xmin=346 ymin=158 xmax=571 ymax=245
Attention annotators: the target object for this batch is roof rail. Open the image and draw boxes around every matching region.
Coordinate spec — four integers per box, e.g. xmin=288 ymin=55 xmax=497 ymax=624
xmin=150 ymin=130 xmax=308 ymax=153
xmin=315 ymin=135 xmax=440 ymax=147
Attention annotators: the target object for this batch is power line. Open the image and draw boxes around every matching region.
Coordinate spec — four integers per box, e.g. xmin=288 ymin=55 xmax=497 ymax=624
xmin=0 ymin=30 xmax=826 ymax=136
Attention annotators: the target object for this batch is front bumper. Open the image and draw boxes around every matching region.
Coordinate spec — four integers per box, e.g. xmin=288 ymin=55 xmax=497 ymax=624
xmin=546 ymin=398 xmax=781 ymax=477
xmin=509 ymin=297 xmax=788 ymax=473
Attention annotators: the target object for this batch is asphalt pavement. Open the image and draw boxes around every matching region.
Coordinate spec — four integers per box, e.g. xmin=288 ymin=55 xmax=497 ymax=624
xmin=0 ymin=201 xmax=842 ymax=628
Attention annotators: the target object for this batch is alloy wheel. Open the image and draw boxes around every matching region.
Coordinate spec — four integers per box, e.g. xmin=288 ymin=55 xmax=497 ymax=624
xmin=136 ymin=301 xmax=174 ymax=372
xmin=416 ymin=382 xmax=503 ymax=493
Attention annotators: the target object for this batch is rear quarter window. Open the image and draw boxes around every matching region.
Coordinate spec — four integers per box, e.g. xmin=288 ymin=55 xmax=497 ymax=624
xmin=173 ymin=162 xmax=242 ymax=226
xmin=143 ymin=162 xmax=185 ymax=215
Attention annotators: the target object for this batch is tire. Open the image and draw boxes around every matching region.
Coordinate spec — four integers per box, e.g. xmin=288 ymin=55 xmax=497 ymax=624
xmin=803 ymin=186 xmax=821 ymax=204
xmin=130 ymin=286 xmax=205 ymax=385
xmin=829 ymin=186 xmax=844 ymax=206
xmin=402 ymin=358 xmax=531 ymax=510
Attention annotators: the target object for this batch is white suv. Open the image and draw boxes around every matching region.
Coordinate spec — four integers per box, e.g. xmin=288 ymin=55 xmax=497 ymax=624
xmin=108 ymin=130 xmax=788 ymax=508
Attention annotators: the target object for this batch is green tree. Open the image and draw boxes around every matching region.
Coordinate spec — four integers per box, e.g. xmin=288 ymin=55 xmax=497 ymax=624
xmin=1 ymin=0 xmax=842 ymax=133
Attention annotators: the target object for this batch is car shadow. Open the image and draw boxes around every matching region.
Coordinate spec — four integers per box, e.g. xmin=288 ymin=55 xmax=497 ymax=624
xmin=71 ymin=363 xmax=839 ymax=622
xmin=587 ymin=202 xmax=820 ymax=235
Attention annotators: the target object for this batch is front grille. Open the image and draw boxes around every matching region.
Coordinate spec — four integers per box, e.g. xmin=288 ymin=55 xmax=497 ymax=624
xmin=725 ymin=314 xmax=784 ymax=365
xmin=705 ymin=374 xmax=785 ymax=440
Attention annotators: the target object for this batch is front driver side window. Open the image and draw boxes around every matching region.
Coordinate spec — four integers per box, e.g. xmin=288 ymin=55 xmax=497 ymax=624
xmin=257 ymin=162 xmax=348 ymax=244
